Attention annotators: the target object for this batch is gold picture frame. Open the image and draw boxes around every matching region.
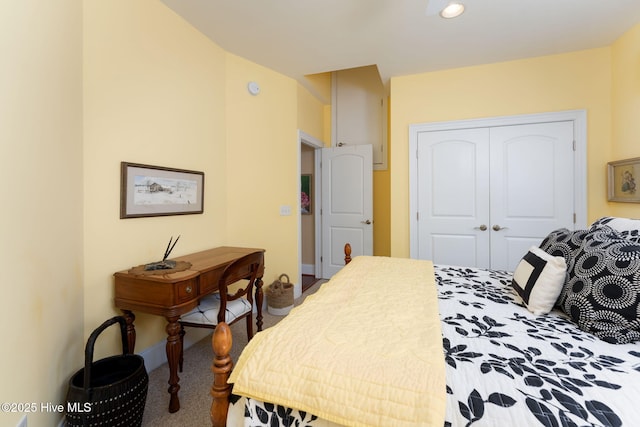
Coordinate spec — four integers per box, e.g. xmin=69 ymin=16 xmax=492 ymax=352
xmin=607 ymin=157 xmax=640 ymax=203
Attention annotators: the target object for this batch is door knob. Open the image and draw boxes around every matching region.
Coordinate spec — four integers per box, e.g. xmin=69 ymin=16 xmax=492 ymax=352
xmin=492 ymin=225 xmax=508 ymax=231
xmin=361 ymin=219 xmax=372 ymax=225
xmin=474 ymin=224 xmax=487 ymax=231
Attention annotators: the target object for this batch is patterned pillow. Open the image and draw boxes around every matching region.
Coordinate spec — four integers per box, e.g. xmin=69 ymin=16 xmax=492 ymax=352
xmin=538 ymin=228 xmax=588 ymax=307
xmin=589 ymin=216 xmax=640 ymax=243
xmin=560 ymin=226 xmax=640 ymax=344
xmin=512 ymin=246 xmax=567 ymax=315
xmin=539 ymin=227 xmax=588 ymax=266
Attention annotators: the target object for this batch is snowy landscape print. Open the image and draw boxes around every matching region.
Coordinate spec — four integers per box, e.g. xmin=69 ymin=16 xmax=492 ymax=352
xmin=120 ymin=162 xmax=204 ymax=218
xmin=133 ymin=174 xmax=199 ymax=206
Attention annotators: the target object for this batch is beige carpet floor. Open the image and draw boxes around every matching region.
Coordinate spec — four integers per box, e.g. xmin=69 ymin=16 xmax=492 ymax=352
xmin=141 ymin=279 xmax=326 ymax=426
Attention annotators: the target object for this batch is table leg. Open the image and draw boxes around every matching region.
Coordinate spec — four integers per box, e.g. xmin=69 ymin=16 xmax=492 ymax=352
xmin=255 ymin=277 xmax=264 ymax=332
xmin=165 ymin=317 xmax=182 ymax=413
xmin=121 ymin=310 xmax=136 ymax=354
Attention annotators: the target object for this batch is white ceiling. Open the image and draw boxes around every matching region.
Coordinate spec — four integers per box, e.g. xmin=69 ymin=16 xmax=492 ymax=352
xmin=161 ymin=0 xmax=640 ymax=93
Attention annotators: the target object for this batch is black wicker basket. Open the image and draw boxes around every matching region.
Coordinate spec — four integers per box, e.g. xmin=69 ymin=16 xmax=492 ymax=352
xmin=65 ymin=316 xmax=148 ymax=427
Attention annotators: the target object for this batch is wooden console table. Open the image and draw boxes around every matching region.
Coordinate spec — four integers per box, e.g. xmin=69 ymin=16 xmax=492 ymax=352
xmin=114 ymin=246 xmax=265 ymax=413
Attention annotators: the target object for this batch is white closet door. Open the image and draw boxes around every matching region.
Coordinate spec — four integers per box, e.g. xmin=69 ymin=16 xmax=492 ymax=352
xmin=489 ymin=121 xmax=575 ymax=270
xmin=416 ymin=121 xmax=575 ymax=271
xmin=417 ymin=128 xmax=491 ymax=268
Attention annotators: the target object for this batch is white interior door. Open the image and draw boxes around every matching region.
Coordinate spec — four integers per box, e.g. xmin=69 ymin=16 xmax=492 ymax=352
xmin=416 ymin=128 xmax=491 ymax=267
xmin=321 ymin=145 xmax=373 ymax=278
xmin=489 ymin=122 xmax=575 ymax=270
xmin=415 ymin=120 xmax=576 ymax=271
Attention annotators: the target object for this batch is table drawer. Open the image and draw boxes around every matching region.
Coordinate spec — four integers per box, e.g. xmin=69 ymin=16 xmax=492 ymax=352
xmin=175 ymin=279 xmax=198 ymax=303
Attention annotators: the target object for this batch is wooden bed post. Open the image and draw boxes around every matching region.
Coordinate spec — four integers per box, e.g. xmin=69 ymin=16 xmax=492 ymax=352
xmin=344 ymin=243 xmax=352 ymax=264
xmin=210 ymin=322 xmax=233 ymax=427
xmin=210 ymin=245 xmax=353 ymax=426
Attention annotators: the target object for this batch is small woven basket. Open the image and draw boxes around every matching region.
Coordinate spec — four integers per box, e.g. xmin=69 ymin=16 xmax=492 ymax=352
xmin=267 ymin=274 xmax=294 ymax=315
xmin=65 ymin=316 xmax=148 ymax=427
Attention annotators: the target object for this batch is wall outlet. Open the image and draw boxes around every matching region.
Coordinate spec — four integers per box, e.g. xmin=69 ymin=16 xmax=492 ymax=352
xmin=279 ymin=205 xmax=292 ymax=216
xmin=17 ymin=414 xmax=27 ymax=427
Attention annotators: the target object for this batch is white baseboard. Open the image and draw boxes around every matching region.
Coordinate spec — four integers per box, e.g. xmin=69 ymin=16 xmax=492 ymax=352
xmin=301 ymin=263 xmax=315 ymax=275
xmin=293 ymin=281 xmax=301 ymax=299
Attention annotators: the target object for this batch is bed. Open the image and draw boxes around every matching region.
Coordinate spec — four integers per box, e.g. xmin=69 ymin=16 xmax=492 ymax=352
xmin=209 ymin=217 xmax=640 ymax=426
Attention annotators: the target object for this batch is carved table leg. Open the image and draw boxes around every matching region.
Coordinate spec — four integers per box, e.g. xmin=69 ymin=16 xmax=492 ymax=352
xmin=255 ymin=277 xmax=264 ymax=332
xmin=121 ymin=310 xmax=136 ymax=354
xmin=166 ymin=317 xmax=182 ymax=413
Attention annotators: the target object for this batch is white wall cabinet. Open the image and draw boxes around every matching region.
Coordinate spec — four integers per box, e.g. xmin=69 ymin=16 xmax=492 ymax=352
xmin=331 ymin=66 xmax=387 ymax=170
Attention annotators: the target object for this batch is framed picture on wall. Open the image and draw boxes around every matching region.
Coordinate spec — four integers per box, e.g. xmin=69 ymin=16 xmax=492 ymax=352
xmin=301 ymin=174 xmax=312 ymax=214
xmin=120 ymin=162 xmax=204 ymax=218
xmin=608 ymin=157 xmax=640 ymax=203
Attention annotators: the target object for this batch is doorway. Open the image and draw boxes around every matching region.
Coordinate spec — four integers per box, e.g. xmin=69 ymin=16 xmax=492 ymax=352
xmin=298 ymin=132 xmax=375 ymax=283
xmin=298 ymin=131 xmax=323 ymax=292
xmin=300 ymin=143 xmax=318 ymax=291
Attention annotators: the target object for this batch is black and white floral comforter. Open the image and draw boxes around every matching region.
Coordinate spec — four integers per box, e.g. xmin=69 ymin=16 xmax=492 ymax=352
xmin=231 ymin=265 xmax=640 ymax=426
xmin=438 ymin=265 xmax=640 ymax=427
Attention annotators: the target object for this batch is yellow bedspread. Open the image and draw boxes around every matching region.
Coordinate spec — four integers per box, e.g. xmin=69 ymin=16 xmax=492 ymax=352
xmin=229 ymin=256 xmax=446 ymax=427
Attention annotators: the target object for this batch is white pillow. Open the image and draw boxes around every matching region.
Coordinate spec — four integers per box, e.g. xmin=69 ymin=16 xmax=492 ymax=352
xmin=511 ymin=246 xmax=567 ymax=315
xmin=589 ymin=216 xmax=640 ymax=233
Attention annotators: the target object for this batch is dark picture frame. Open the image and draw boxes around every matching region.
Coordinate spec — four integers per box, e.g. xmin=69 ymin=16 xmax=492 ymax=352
xmin=120 ymin=162 xmax=204 ymax=218
xmin=607 ymin=157 xmax=640 ymax=203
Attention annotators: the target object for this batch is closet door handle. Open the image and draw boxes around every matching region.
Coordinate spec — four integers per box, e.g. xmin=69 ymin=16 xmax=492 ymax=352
xmin=492 ymin=225 xmax=509 ymax=231
xmin=474 ymin=225 xmax=487 ymax=231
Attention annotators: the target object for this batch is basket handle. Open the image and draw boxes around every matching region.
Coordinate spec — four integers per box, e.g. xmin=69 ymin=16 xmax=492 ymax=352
xmin=278 ymin=273 xmax=290 ymax=284
xmin=83 ymin=316 xmax=129 ymax=393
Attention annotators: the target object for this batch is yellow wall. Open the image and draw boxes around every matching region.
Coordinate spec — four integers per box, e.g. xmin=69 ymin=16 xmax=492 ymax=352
xmin=224 ymin=53 xmax=301 ymax=284
xmin=390 ymin=48 xmax=612 ymax=257
xmin=611 ymin=24 xmax=640 ymax=218
xmin=1 ymin=1 xmax=83 ymax=426
xmin=1 ymin=1 xmax=315 ymax=424
xmin=83 ymin=0 xmax=229 ymax=356
xmin=373 ymin=169 xmax=391 ymax=256
xmin=374 ymin=98 xmax=392 ymax=256
xmin=298 ymin=82 xmax=327 ymax=143
xmin=83 ymin=0 xmax=311 ymax=357
xmin=303 ymin=72 xmax=333 ymax=105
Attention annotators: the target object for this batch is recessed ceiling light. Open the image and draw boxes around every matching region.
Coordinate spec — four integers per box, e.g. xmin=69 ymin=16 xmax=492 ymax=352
xmin=440 ymin=2 xmax=465 ymax=19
